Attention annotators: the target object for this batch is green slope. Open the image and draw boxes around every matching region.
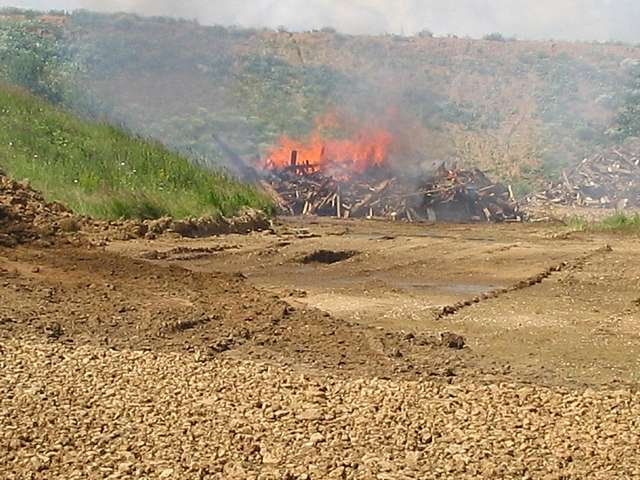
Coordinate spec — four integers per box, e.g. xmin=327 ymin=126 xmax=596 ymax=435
xmin=0 ymin=84 xmax=272 ymax=219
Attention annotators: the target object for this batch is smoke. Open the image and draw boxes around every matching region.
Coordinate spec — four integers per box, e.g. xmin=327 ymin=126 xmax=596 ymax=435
xmin=10 ymin=0 xmax=640 ymax=42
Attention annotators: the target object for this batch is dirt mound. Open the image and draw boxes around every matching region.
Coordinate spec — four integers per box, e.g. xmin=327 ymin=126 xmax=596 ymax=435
xmin=0 ymin=173 xmax=78 ymax=247
xmin=86 ymin=209 xmax=270 ymax=243
xmin=171 ymin=208 xmax=269 ymax=238
xmin=0 ymin=172 xmax=270 ymax=247
xmin=81 ymin=209 xmax=270 ymax=244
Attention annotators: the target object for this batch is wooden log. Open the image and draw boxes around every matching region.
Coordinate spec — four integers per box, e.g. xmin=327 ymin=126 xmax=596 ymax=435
xmin=351 ymin=193 xmax=374 ymax=216
xmin=259 ymin=180 xmax=288 ymax=211
xmin=406 ymin=208 xmax=413 ymax=223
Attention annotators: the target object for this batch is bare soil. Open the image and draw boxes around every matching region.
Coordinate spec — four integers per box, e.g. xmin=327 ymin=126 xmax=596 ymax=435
xmin=3 ymin=182 xmax=640 ymax=477
xmin=106 ymin=217 xmax=640 ymax=389
xmin=0 ymin=237 xmax=470 ymax=380
xmin=4 ymin=212 xmax=638 ymax=387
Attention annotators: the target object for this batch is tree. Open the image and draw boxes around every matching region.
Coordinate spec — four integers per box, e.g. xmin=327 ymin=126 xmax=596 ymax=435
xmin=611 ymin=71 xmax=640 ymax=140
xmin=483 ymin=32 xmax=506 ymax=42
xmin=0 ymin=20 xmax=70 ymax=102
xmin=417 ymin=29 xmax=433 ymax=38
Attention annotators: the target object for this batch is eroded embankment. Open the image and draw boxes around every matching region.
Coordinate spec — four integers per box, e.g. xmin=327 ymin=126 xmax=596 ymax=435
xmin=0 ymin=172 xmax=270 ymax=248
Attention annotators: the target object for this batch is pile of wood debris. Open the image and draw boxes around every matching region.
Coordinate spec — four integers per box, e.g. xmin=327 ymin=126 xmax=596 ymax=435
xmin=421 ymin=164 xmax=522 ymax=222
xmin=260 ymin=166 xmax=417 ymax=220
xmin=259 ymin=159 xmax=522 ymax=222
xmin=525 ymin=140 xmax=640 ymax=209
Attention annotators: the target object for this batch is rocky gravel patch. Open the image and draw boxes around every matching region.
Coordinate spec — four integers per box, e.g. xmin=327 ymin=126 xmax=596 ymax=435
xmin=1 ymin=339 xmax=639 ymax=479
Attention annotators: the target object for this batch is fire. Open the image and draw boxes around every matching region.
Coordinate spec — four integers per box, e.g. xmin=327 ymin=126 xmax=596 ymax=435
xmin=262 ymin=115 xmax=393 ymax=178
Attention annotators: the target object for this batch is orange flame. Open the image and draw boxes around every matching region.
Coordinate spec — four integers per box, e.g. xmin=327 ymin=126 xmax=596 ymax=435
xmin=262 ymin=115 xmax=393 ymax=178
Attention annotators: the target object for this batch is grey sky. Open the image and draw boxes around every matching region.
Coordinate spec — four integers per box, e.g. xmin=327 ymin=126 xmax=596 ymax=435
xmin=5 ymin=0 xmax=640 ymax=42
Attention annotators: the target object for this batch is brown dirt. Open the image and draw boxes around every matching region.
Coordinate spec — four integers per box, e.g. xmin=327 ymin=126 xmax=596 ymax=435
xmin=0 ymin=241 xmax=467 ymax=379
xmin=3 ymin=218 xmax=640 ymax=479
xmin=107 ymin=216 xmax=640 ymax=389
xmin=3 ymin=175 xmax=640 ymax=477
xmin=0 ymin=174 xmax=75 ymax=247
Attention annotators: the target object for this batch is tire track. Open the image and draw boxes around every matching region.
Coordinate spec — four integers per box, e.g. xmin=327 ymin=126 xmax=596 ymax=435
xmin=435 ymin=244 xmax=613 ymax=320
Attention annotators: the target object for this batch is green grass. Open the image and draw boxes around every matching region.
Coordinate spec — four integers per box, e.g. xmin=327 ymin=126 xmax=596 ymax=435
xmin=0 ymin=84 xmax=273 ymax=220
xmin=595 ymin=212 xmax=640 ymax=231
xmin=564 ymin=216 xmax=590 ymax=232
xmin=565 ymin=213 xmax=640 ymax=233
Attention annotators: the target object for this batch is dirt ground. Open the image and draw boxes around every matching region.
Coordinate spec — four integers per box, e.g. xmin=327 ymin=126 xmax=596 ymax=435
xmin=4 ymin=212 xmax=640 ymax=478
xmin=3 ymin=213 xmax=639 ymax=387
xmin=3 ymin=172 xmax=639 ymax=389
xmin=100 ymin=217 xmax=640 ymax=389
xmin=0 ymin=226 xmax=469 ymax=382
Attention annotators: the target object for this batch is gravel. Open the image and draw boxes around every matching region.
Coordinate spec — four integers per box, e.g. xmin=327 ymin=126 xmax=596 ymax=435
xmin=1 ymin=339 xmax=639 ymax=479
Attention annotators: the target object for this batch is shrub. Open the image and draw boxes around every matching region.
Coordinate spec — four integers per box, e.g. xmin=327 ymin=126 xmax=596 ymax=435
xmin=483 ymin=32 xmax=506 ymax=42
xmin=611 ymin=72 xmax=640 ymax=141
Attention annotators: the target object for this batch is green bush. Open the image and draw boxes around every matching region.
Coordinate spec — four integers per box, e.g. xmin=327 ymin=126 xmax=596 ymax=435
xmin=417 ymin=29 xmax=434 ymax=38
xmin=483 ymin=33 xmax=506 ymax=42
xmin=596 ymin=212 xmax=640 ymax=231
xmin=564 ymin=216 xmax=589 ymax=232
xmin=0 ymin=19 xmax=70 ymax=103
xmin=611 ymin=75 xmax=640 ymax=140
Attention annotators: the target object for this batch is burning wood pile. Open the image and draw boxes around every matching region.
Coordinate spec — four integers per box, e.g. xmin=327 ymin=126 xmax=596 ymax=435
xmin=525 ymin=140 xmax=640 ymax=209
xmin=260 ymin=165 xmax=418 ymax=221
xmin=259 ymin=151 xmax=522 ymax=222
xmin=258 ymin=111 xmax=522 ymax=222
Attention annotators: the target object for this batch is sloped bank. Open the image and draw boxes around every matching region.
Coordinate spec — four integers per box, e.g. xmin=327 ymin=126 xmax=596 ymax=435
xmin=0 ymin=172 xmax=270 ymax=247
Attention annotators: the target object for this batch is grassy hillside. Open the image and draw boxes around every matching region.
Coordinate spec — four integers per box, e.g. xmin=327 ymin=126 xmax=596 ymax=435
xmin=0 ymin=83 xmax=272 ymax=219
xmin=3 ymin=9 xmax=640 ymax=191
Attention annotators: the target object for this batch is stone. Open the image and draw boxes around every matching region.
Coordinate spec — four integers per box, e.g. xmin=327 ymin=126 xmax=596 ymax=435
xmin=309 ymin=433 xmax=325 ymax=445
xmin=159 ymin=468 xmax=174 ymax=478
xmin=297 ymin=409 xmax=323 ymax=421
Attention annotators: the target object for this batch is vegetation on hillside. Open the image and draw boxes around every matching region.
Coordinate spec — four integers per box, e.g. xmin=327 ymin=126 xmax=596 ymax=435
xmin=0 ymin=84 xmax=272 ymax=219
xmin=611 ymin=63 xmax=640 ymax=141
xmin=2 ymin=8 xmax=640 ymax=192
xmin=0 ymin=12 xmax=71 ymax=103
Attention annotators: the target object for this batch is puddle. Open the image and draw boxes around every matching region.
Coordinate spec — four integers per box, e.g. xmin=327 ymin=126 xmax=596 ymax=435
xmin=373 ymin=273 xmax=495 ymax=296
xmin=345 ymin=231 xmax=499 ymax=242
xmin=397 ymin=281 xmax=493 ymax=295
xmin=301 ymin=250 xmax=358 ymax=264
xmin=444 ymin=283 xmax=496 ymax=295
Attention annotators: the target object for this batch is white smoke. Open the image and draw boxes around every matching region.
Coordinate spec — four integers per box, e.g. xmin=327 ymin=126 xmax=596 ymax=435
xmin=7 ymin=0 xmax=640 ymax=42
